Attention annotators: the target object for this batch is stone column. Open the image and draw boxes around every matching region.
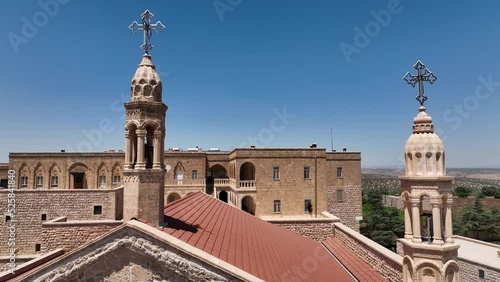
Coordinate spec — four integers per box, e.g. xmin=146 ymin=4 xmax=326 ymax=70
xmin=136 ymin=129 xmax=146 ymax=169
xmin=431 ymin=201 xmax=443 ymax=244
xmin=404 ymin=198 xmax=413 ymax=239
xmin=153 ymin=130 xmax=162 ymax=169
xmin=411 ymin=199 xmax=422 ymax=243
xmin=445 ymin=197 xmax=454 ymax=243
xmin=125 ymin=131 xmax=131 ymax=168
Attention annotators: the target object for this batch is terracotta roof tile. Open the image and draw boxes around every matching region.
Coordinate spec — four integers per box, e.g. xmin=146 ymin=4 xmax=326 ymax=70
xmin=322 ymin=238 xmax=388 ymax=282
xmin=139 ymin=192 xmax=356 ymax=281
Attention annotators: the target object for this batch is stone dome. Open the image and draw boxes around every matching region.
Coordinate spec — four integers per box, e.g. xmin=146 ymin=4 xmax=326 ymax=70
xmin=130 ymin=54 xmax=162 ymax=102
xmin=404 ymin=106 xmax=445 ymax=176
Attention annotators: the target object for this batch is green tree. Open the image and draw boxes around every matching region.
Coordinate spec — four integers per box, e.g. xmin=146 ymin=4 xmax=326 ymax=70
xmin=454 ymin=186 xmax=471 ymax=198
xmin=458 ymin=197 xmax=492 ymax=239
xmin=481 ymin=186 xmax=498 ymax=197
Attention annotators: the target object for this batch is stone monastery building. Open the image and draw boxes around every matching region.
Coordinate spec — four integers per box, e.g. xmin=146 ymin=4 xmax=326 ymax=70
xmin=1 ymin=10 xmax=500 ymax=282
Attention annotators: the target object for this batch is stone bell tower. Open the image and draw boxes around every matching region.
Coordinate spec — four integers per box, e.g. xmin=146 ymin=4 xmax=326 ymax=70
xmin=399 ymin=61 xmax=460 ymax=282
xmin=123 ymin=10 xmax=167 ymax=225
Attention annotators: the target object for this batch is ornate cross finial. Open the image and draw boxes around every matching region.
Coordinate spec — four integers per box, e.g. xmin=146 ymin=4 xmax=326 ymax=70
xmin=129 ymin=10 xmax=166 ymax=54
xmin=403 ymin=60 xmax=437 ymax=106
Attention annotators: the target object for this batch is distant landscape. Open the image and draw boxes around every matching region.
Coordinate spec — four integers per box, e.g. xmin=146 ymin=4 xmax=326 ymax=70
xmin=362 ymin=167 xmax=500 ymax=194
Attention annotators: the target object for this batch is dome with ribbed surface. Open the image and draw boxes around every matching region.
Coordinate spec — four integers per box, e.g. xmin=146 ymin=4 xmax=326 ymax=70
xmin=404 ymin=106 xmax=445 ymax=176
xmin=130 ymin=54 xmax=162 ymax=102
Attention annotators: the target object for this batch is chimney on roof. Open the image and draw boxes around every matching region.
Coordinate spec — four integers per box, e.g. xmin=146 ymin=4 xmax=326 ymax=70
xmin=343 ymin=147 xmax=347 ymax=152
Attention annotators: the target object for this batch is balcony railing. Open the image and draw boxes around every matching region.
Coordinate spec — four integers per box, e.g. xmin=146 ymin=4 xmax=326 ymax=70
xmin=165 ymin=179 xmax=206 ymax=186
xmin=214 ymin=178 xmax=230 ymax=185
xmin=238 ymin=180 xmax=255 ymax=188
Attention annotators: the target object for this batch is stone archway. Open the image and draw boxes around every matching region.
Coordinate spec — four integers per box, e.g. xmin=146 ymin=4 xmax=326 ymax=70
xmin=241 ymin=196 xmax=255 ymax=215
xmin=219 ymin=190 xmax=228 ymax=203
xmin=167 ymin=193 xmax=181 ymax=204
xmin=68 ymin=162 xmax=89 ymax=189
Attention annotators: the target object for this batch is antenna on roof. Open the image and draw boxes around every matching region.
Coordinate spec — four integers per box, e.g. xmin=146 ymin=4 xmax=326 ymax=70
xmin=330 ymin=128 xmax=334 ymax=152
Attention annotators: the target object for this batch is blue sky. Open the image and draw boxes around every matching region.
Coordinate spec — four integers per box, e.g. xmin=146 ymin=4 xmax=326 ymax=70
xmin=1 ymin=0 xmax=499 ymax=167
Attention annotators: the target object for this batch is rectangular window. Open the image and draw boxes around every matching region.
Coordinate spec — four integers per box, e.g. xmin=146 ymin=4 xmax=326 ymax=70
xmin=337 ymin=190 xmax=344 ymax=202
xmin=304 ymin=166 xmax=310 ymax=179
xmin=273 ymin=167 xmax=280 ymax=180
xmin=192 ymin=170 xmax=198 ymax=180
xmin=273 ymin=200 xmax=281 ymax=213
xmin=41 ymin=213 xmax=47 ymax=221
xmin=337 ymin=167 xmax=343 ymax=178
xmin=51 ymin=176 xmax=58 ymax=187
xmin=304 ymin=199 xmax=312 ymax=213
xmin=35 ymin=244 xmax=41 ymax=252
xmin=5 ymin=215 xmax=11 ymax=222
xmin=479 ymin=269 xmax=485 ymax=279
xmin=113 ymin=175 xmax=121 ymax=184
xmin=21 ymin=176 xmax=28 ymax=188
xmin=99 ymin=176 xmax=106 ymax=187
xmin=0 ymin=179 xmax=7 ymax=188
xmin=93 ymin=205 xmax=102 ymax=215
xmin=36 ymin=176 xmax=43 ymax=188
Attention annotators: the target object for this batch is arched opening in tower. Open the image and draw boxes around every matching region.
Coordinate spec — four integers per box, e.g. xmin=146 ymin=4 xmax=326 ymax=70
xmin=219 ymin=190 xmax=228 ymax=203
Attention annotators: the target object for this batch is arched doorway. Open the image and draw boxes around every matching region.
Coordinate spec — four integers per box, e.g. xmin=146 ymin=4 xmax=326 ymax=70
xmin=68 ymin=162 xmax=89 ymax=189
xmin=219 ymin=190 xmax=228 ymax=203
xmin=206 ymin=176 xmax=214 ymax=195
xmin=241 ymin=196 xmax=255 ymax=215
xmin=167 ymin=193 xmax=181 ymax=204
xmin=239 ymin=162 xmax=255 ymax=180
xmin=174 ymin=163 xmax=185 ymax=185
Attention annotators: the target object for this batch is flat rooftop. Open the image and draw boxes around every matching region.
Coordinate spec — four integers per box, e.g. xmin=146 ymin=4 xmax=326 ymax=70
xmin=454 ymin=236 xmax=500 ymax=270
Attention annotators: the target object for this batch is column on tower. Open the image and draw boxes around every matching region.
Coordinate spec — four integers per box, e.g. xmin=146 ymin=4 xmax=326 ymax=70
xmin=431 ymin=197 xmax=443 ymax=244
xmin=403 ymin=193 xmax=413 ymax=239
xmin=136 ymin=129 xmax=146 ymax=169
xmin=125 ymin=130 xmax=131 ymax=168
xmin=153 ymin=130 xmax=162 ymax=169
xmin=411 ymin=198 xmax=422 ymax=243
xmin=445 ymin=196 xmax=454 ymax=243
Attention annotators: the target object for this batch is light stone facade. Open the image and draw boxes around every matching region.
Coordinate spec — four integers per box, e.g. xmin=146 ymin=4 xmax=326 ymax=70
xmin=2 ymin=149 xmax=361 ymax=229
xmin=399 ymin=106 xmax=460 ymax=282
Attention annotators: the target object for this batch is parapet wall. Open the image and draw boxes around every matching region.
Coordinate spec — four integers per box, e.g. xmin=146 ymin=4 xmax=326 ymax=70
xmin=334 ymin=222 xmax=402 ymax=282
xmin=266 ymin=212 xmax=339 ymax=241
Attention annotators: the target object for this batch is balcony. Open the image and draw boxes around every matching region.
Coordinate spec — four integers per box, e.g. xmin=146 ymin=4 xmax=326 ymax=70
xmin=213 ymin=178 xmax=256 ymax=191
xmin=165 ymin=179 xmax=206 ymax=186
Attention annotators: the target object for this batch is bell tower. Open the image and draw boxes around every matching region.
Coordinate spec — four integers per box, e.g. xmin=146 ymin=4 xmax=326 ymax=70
xmin=399 ymin=61 xmax=460 ymax=282
xmin=123 ymin=10 xmax=167 ymax=225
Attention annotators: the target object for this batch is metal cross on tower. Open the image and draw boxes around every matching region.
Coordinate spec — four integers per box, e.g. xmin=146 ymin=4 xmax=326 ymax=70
xmin=403 ymin=60 xmax=438 ymax=106
xmin=129 ymin=10 xmax=166 ymax=54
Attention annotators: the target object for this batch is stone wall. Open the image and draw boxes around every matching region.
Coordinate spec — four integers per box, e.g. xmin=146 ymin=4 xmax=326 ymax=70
xmin=0 ymin=255 xmax=36 ymax=273
xmin=334 ymin=222 xmax=402 ymax=282
xmin=0 ymin=188 xmax=123 ymax=255
xmin=41 ymin=217 xmax=122 ymax=252
xmin=266 ymin=212 xmax=338 ymax=241
xmin=459 ymin=258 xmax=500 ymax=282
xmin=327 ymin=186 xmax=362 ymax=231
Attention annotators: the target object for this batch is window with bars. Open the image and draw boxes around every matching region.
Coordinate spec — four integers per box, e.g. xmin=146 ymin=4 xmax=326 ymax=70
xmin=51 ymin=176 xmax=58 ymax=188
xmin=113 ymin=175 xmax=121 ymax=184
xmin=192 ymin=170 xmax=198 ymax=180
xmin=337 ymin=167 xmax=343 ymax=178
xmin=336 ymin=190 xmax=344 ymax=202
xmin=274 ymin=200 xmax=281 ymax=213
xmin=273 ymin=167 xmax=280 ymax=180
xmin=36 ymin=176 xmax=43 ymax=188
xmin=21 ymin=176 xmax=28 ymax=188
xmin=99 ymin=176 xmax=106 ymax=187
xmin=304 ymin=166 xmax=310 ymax=179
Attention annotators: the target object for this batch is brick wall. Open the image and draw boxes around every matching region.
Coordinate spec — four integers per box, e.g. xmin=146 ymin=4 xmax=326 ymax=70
xmin=0 ymin=188 xmax=123 ymax=255
xmin=334 ymin=222 xmax=402 ymax=282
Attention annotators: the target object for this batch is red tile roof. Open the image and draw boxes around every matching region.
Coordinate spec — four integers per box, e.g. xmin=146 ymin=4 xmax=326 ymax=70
xmin=139 ymin=192 xmax=355 ymax=281
xmin=322 ymin=238 xmax=388 ymax=282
